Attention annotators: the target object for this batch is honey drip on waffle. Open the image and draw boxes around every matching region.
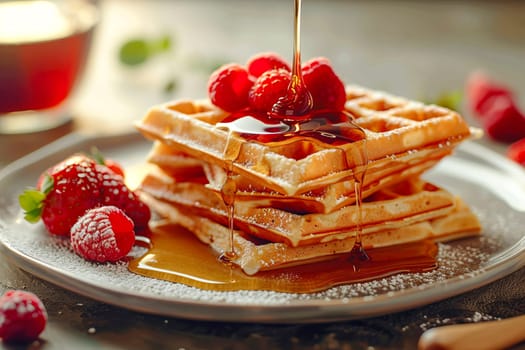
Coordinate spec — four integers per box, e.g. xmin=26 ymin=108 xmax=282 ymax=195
xmin=271 ymin=0 xmax=313 ymax=119
xmin=350 ymin=169 xmax=370 ymax=268
xmin=217 ymin=0 xmax=371 ymax=269
xmin=218 ymin=129 xmax=239 ymax=263
xmin=128 ymin=0 xmax=440 ymax=291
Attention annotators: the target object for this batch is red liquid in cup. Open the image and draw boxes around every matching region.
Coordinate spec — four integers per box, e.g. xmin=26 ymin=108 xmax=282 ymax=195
xmin=0 ymin=0 xmax=98 ymax=114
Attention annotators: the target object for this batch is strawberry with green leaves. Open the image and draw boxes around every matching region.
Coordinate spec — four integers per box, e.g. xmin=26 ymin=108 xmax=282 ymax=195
xmin=19 ymin=153 xmax=151 ymax=236
xmin=19 ymin=155 xmax=102 ymax=236
xmin=90 ymin=147 xmax=126 ymax=178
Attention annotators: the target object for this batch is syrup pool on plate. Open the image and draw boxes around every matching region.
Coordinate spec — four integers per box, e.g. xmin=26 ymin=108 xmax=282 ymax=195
xmin=0 ymin=0 xmax=98 ymax=134
xmin=129 ymin=224 xmax=438 ymax=293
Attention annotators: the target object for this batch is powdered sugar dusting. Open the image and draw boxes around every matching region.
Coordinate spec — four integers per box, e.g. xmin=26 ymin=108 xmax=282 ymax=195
xmin=0 ymin=140 xmax=524 ymax=320
xmin=0 ymin=215 xmax=503 ymax=306
xmin=418 ymin=311 xmax=500 ymax=331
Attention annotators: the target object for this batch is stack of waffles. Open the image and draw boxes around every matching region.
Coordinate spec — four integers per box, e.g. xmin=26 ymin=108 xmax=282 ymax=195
xmin=135 ymin=85 xmax=481 ymax=275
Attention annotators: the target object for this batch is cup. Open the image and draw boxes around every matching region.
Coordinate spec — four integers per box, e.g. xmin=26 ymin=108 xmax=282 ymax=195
xmin=0 ymin=0 xmax=99 ymax=134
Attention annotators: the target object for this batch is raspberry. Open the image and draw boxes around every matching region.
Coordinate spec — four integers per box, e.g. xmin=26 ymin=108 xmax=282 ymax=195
xmin=507 ymin=138 xmax=525 ymax=166
xmin=96 ymin=164 xmax=151 ymax=229
xmin=70 ymin=206 xmax=135 ymax=262
xmin=302 ymin=57 xmax=346 ymax=111
xmin=20 ymin=155 xmax=102 ymax=236
xmin=207 ymin=63 xmax=253 ymax=112
xmin=246 ymin=52 xmax=290 ymax=78
xmin=0 ymin=290 xmax=47 ymax=343
xmin=248 ymin=68 xmax=291 ymax=113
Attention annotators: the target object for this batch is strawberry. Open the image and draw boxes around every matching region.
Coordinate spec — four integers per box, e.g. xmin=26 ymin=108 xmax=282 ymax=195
xmin=507 ymin=138 xmax=525 ymax=166
xmin=90 ymin=147 xmax=125 ymax=178
xmin=481 ymin=96 xmax=525 ymax=142
xmin=466 ymin=72 xmax=513 ymax=117
xmin=248 ymin=68 xmax=291 ymax=113
xmin=19 ymin=155 xmax=101 ymax=236
xmin=207 ymin=63 xmax=254 ymax=112
xmin=466 ymin=72 xmax=525 ymax=142
xmin=70 ymin=206 xmax=135 ymax=262
xmin=0 ymin=290 xmax=47 ymax=343
xmin=246 ymin=52 xmax=290 ymax=78
xmin=96 ymin=164 xmax=151 ymax=229
xmin=102 ymin=159 xmax=125 ymax=178
xmin=302 ymin=57 xmax=346 ymax=112
xmin=20 ymin=154 xmax=150 ymax=236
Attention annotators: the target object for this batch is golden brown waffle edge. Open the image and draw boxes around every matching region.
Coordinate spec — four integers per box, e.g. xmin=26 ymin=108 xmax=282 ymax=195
xmin=135 ymin=85 xmax=478 ymax=196
xmin=141 ymin=192 xmax=481 ymax=275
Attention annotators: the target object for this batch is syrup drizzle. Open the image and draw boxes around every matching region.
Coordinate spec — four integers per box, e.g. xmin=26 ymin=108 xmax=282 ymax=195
xmin=271 ymin=0 xmax=313 ymax=119
xmin=218 ymin=129 xmax=239 ymax=263
xmin=350 ymin=174 xmax=370 ymax=268
xmin=128 ymin=0 xmax=440 ymax=292
xmin=215 ymin=0 xmax=370 ymax=269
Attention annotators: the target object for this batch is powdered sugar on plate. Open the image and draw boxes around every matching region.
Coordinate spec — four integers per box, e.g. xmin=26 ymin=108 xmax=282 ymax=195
xmin=0 ymin=204 xmax=505 ymax=306
xmin=0 ymin=135 xmax=523 ymax=322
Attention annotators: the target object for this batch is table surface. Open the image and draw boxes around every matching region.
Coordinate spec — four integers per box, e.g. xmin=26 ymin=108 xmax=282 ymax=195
xmin=1 ymin=1 xmax=524 ymax=349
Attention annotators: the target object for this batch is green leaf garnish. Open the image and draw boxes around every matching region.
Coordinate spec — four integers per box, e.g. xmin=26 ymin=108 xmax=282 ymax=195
xmin=428 ymin=90 xmax=463 ymax=111
xmin=90 ymin=146 xmax=105 ymax=165
xmin=18 ymin=189 xmax=46 ymax=223
xmin=118 ymin=35 xmax=173 ymax=66
xmin=157 ymin=36 xmax=172 ymax=52
xmin=163 ymin=78 xmax=177 ymax=94
xmin=40 ymin=175 xmax=54 ymax=195
xmin=119 ymin=39 xmax=149 ymax=66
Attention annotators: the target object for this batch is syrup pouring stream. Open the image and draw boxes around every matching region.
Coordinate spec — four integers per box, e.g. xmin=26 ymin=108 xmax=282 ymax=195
xmin=217 ymin=0 xmax=370 ymax=265
xmin=418 ymin=314 xmax=525 ymax=350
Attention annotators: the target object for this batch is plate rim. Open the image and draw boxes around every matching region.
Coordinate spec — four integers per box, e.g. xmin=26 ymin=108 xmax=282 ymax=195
xmin=0 ymin=132 xmax=524 ymax=323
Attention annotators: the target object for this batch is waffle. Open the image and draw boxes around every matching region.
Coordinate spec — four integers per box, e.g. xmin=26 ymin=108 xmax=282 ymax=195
xmin=147 ymin=141 xmax=207 ymax=182
xmin=136 ymin=85 xmax=476 ymax=196
xmin=140 ymin=167 xmax=475 ymax=247
xmin=135 ymin=84 xmax=482 ymax=276
xmin=141 ymin=192 xmax=481 ymax=275
xmin=147 ymin=140 xmax=448 ymax=213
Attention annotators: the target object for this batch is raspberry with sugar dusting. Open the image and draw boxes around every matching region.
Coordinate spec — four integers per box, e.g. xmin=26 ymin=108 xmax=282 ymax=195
xmin=70 ymin=205 xmax=135 ymax=263
xmin=0 ymin=290 xmax=47 ymax=343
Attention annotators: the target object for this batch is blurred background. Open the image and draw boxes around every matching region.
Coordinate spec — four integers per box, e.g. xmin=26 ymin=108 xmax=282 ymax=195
xmin=75 ymin=0 xmax=525 ymax=128
xmin=1 ymin=0 xmax=525 ymax=161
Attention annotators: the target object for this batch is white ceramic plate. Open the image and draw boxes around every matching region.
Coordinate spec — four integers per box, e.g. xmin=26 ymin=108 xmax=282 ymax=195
xmin=0 ymin=132 xmax=524 ymax=323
